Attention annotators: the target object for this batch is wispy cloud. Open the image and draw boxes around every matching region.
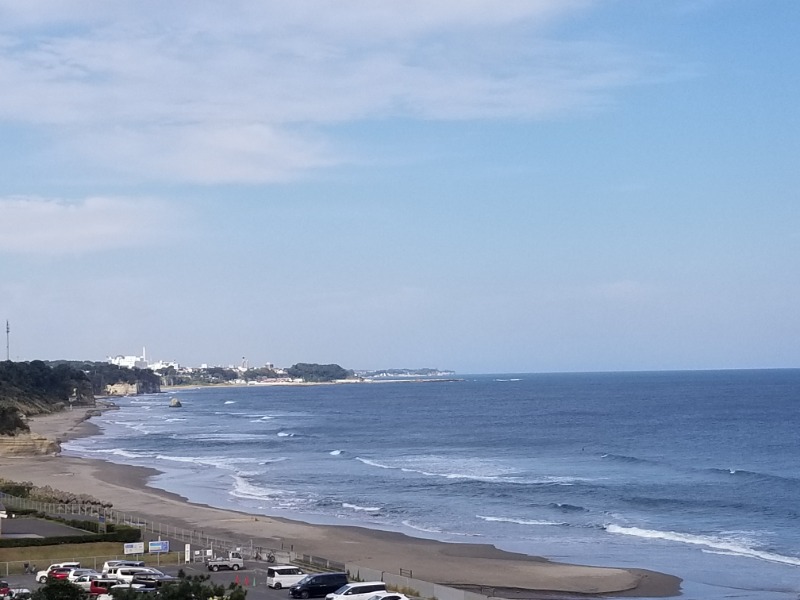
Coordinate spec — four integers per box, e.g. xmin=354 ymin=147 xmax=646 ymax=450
xmin=0 ymin=1 xmax=652 ymax=183
xmin=0 ymin=196 xmax=176 ymax=255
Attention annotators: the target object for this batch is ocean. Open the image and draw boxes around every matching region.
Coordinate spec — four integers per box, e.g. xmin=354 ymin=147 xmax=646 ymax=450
xmin=63 ymin=370 xmax=800 ymax=599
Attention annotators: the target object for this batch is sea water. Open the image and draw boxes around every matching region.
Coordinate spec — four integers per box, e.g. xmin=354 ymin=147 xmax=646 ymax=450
xmin=63 ymin=370 xmax=800 ymax=599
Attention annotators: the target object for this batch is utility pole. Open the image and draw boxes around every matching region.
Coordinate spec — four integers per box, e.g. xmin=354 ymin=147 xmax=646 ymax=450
xmin=5 ymin=320 xmax=8 ymax=361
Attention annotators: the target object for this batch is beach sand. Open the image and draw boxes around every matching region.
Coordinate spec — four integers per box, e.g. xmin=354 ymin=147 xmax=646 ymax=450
xmin=0 ymin=408 xmax=681 ymax=598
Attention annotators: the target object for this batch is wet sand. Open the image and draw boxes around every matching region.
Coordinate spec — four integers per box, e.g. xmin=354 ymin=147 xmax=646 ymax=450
xmin=0 ymin=407 xmax=681 ymax=597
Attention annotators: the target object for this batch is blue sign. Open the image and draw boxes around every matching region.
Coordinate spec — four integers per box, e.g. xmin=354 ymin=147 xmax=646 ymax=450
xmin=148 ymin=540 xmax=170 ymax=553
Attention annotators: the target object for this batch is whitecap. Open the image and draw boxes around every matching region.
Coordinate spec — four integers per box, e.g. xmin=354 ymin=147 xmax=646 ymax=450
xmin=605 ymin=525 xmax=800 ymax=566
xmin=401 ymin=520 xmax=442 ymax=534
xmin=329 ymin=450 xmax=344 ymax=456
xmin=477 ymin=515 xmax=565 ymax=526
xmin=342 ymin=502 xmax=382 ymax=512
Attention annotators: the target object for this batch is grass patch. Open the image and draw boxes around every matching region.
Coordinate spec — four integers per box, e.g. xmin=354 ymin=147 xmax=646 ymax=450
xmin=0 ymin=543 xmax=183 ymax=573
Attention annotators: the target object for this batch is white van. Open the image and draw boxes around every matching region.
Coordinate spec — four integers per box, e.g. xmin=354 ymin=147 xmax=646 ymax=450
xmin=326 ymin=582 xmax=387 ymax=600
xmin=102 ymin=560 xmax=145 ymax=573
xmin=107 ymin=567 xmax=163 ymax=583
xmin=267 ymin=565 xmax=306 ymax=589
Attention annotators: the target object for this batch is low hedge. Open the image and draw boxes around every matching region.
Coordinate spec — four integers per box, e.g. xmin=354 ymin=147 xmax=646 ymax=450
xmin=0 ymin=526 xmax=140 ymax=548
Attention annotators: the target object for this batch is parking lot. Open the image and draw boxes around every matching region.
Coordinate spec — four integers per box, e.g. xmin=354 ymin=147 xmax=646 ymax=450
xmin=2 ymin=561 xmax=301 ymax=600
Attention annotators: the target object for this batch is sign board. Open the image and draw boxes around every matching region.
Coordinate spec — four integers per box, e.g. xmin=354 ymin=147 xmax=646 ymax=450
xmin=185 ymin=543 xmax=191 ymax=563
xmin=148 ymin=540 xmax=170 ymax=554
xmin=124 ymin=542 xmax=145 ymax=555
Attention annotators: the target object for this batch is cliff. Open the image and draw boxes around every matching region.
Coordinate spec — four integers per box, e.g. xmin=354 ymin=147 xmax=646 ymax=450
xmin=0 ymin=432 xmax=60 ymax=456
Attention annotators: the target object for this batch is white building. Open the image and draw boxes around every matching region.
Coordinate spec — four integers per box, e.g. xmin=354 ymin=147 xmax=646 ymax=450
xmin=108 ymin=347 xmax=148 ymax=369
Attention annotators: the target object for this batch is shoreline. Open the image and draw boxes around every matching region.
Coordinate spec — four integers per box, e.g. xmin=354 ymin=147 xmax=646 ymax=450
xmin=0 ymin=408 xmax=682 ymax=598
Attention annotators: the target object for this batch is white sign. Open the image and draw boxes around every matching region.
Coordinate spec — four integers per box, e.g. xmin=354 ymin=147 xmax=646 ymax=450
xmin=124 ymin=542 xmax=145 ymax=555
xmin=148 ymin=540 xmax=170 ymax=553
xmin=185 ymin=543 xmax=191 ymax=563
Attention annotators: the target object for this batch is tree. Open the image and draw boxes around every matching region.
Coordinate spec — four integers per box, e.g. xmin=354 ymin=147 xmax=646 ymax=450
xmin=107 ymin=573 xmax=246 ymax=600
xmin=31 ymin=579 xmax=85 ymax=600
xmin=0 ymin=405 xmax=29 ymax=435
xmin=287 ymin=363 xmax=352 ymax=382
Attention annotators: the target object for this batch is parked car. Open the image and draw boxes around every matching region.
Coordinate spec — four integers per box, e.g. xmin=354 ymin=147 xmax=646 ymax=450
xmin=68 ymin=569 xmax=101 ymax=582
xmin=89 ymin=578 xmax=125 ymax=596
xmin=72 ymin=574 xmax=103 ymax=591
xmin=267 ymin=565 xmax=307 ymax=589
xmin=325 ymin=581 xmax=387 ymax=600
xmin=289 ymin=573 xmax=349 ymax=599
xmin=366 ymin=593 xmax=409 ymax=600
xmin=36 ymin=563 xmax=81 ymax=584
xmin=102 ymin=561 xmax=145 ymax=574
xmin=45 ymin=568 xmax=75 ymax=581
xmin=130 ymin=575 xmax=180 ymax=589
xmin=105 ymin=584 xmax=156 ymax=597
xmin=5 ymin=588 xmax=32 ymax=600
xmin=0 ymin=581 xmax=10 ymax=598
xmin=105 ymin=567 xmax=163 ymax=583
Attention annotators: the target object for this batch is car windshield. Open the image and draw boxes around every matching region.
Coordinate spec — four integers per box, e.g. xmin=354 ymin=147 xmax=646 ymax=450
xmin=333 ymin=585 xmax=350 ymax=595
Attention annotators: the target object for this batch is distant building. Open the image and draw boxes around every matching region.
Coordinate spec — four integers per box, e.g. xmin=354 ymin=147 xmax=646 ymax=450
xmin=148 ymin=360 xmax=180 ymax=371
xmin=108 ymin=347 xmax=148 ymax=369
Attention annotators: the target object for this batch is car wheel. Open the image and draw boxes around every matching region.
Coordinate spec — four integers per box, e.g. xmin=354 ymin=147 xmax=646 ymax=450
xmin=211 ymin=565 xmax=219 ymax=572
xmin=274 ymin=583 xmax=282 ymax=590
xmin=231 ymin=565 xmax=239 ymax=571
xmin=38 ymin=577 xmax=48 ymax=584
xmin=300 ymin=591 xmax=310 ymax=599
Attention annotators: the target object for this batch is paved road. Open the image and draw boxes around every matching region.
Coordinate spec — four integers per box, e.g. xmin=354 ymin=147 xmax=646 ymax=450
xmin=2 ymin=561 xmax=300 ymax=600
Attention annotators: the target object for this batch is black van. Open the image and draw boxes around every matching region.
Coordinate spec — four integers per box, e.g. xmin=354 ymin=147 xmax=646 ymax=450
xmin=289 ymin=573 xmax=348 ymax=599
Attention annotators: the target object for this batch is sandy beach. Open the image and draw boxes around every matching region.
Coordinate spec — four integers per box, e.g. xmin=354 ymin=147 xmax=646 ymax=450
xmin=0 ymin=407 xmax=682 ymax=598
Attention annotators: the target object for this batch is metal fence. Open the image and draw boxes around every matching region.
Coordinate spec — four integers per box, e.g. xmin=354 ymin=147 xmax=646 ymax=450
xmin=0 ymin=492 xmax=496 ymax=600
xmin=0 ymin=491 xmax=271 ymax=561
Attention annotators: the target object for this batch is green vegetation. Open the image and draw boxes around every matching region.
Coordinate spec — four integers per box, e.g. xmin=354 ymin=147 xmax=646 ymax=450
xmin=47 ymin=361 xmax=161 ymax=396
xmin=0 ymin=404 xmax=29 ymax=435
xmin=286 ymin=363 xmax=352 ymax=382
xmin=32 ymin=578 xmax=86 ymax=600
xmin=0 ymin=361 xmax=93 ymax=429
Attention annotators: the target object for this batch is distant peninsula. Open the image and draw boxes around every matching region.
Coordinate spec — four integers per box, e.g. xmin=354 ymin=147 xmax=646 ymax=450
xmin=355 ymin=368 xmax=456 ymax=379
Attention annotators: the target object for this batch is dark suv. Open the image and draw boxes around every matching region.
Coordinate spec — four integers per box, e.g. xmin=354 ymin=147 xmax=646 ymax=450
xmin=289 ymin=573 xmax=348 ymax=599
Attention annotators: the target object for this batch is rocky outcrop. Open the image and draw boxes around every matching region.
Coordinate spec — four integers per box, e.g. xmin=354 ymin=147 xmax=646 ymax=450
xmin=105 ymin=382 xmax=139 ymax=396
xmin=0 ymin=432 xmax=60 ymax=456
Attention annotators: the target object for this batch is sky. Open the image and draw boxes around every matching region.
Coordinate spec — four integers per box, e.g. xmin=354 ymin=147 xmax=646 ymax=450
xmin=1 ymin=0 xmax=798 ymax=374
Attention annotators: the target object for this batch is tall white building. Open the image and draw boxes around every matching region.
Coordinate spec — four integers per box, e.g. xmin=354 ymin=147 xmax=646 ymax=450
xmin=108 ymin=347 xmax=148 ymax=369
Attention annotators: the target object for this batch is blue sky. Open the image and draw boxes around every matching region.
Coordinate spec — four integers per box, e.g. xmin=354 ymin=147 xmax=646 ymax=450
xmin=1 ymin=1 xmax=798 ymax=374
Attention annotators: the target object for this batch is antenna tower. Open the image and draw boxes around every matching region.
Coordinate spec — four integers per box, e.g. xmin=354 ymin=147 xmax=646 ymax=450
xmin=5 ymin=320 xmax=9 ymax=361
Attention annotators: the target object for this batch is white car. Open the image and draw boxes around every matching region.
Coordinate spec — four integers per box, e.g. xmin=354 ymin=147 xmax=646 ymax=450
xmin=326 ymin=582 xmax=387 ymax=600
xmin=72 ymin=574 xmax=102 ymax=590
xmin=112 ymin=568 xmax=164 ymax=583
xmin=102 ymin=560 xmax=146 ymax=574
xmin=266 ymin=565 xmax=307 ymax=589
xmin=67 ymin=569 xmax=100 ymax=583
xmin=366 ymin=594 xmax=410 ymax=600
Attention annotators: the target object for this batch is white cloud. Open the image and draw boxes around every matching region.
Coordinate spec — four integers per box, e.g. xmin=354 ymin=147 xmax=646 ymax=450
xmin=0 ymin=196 xmax=176 ymax=255
xmin=0 ymin=0 xmax=653 ymax=183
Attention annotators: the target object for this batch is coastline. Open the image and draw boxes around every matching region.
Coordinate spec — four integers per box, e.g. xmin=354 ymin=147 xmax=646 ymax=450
xmin=0 ymin=408 xmax=681 ymax=598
